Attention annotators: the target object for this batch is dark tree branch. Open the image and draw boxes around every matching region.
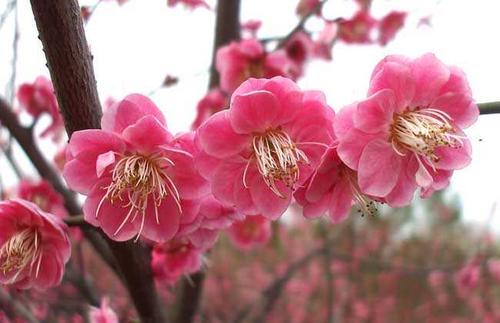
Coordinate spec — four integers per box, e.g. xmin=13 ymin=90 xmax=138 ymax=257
xmin=29 ymin=0 xmax=101 ymax=133
xmin=208 ymin=0 xmax=241 ymax=89
xmin=29 ymin=1 xmax=166 ymax=322
xmin=479 ymin=101 xmax=500 ymax=115
xmin=172 ymin=271 xmax=206 ymax=323
xmin=173 ymin=1 xmax=241 ymax=322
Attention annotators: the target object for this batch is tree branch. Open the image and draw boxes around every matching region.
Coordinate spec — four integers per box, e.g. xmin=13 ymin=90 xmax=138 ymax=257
xmin=29 ymin=1 xmax=166 ymax=321
xmin=479 ymin=101 xmax=500 ymax=115
xmin=208 ymin=0 xmax=241 ymax=89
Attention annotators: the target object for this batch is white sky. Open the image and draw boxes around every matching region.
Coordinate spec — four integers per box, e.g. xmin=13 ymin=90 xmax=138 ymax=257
xmin=1 ymin=0 xmax=500 ymax=230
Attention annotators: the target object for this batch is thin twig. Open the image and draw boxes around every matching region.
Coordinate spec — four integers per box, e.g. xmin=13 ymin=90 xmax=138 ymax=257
xmin=6 ymin=0 xmax=19 ymax=104
xmin=1 ymin=138 xmax=23 ymax=179
xmin=0 ymin=0 xmax=15 ymax=30
xmin=478 ymin=101 xmax=500 ymax=115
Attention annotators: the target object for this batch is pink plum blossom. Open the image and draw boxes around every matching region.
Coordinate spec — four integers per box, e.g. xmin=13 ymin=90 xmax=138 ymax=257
xmin=89 ymin=298 xmax=118 ymax=323
xmin=151 ymin=238 xmax=202 ymax=284
xmin=191 ymin=89 xmax=228 ymax=129
xmin=227 ymin=215 xmax=271 ymax=250
xmin=169 ymin=132 xmax=236 ymax=242
xmin=17 ymin=179 xmax=68 ymax=219
xmin=17 ymin=76 xmax=63 ymax=140
xmin=377 ymin=11 xmax=407 ymax=46
xmin=294 ymin=147 xmax=377 ymax=222
xmin=338 ymin=10 xmax=376 ymax=44
xmin=63 ymin=94 xmax=207 ymax=242
xmin=0 ymin=199 xmax=71 ymax=290
xmin=284 ymin=31 xmax=315 ymax=78
xmin=216 ymin=39 xmax=294 ymax=93
xmin=313 ymin=22 xmax=338 ymax=60
xmin=196 ymin=77 xmax=334 ymax=219
xmin=334 ymin=53 xmax=478 ymax=206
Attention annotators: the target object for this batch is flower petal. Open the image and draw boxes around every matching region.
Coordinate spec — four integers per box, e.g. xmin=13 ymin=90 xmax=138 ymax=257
xmin=197 ymin=111 xmax=250 ymax=158
xmin=358 ymin=139 xmax=401 ymax=197
xmin=230 ymin=90 xmax=280 ymax=134
xmin=101 ymin=94 xmax=166 ymax=134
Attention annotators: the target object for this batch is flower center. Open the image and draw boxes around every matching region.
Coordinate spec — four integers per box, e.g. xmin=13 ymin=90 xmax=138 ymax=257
xmin=32 ymin=195 xmax=49 ymax=212
xmin=0 ymin=228 xmax=43 ymax=281
xmin=249 ymin=129 xmax=308 ymax=198
xmin=390 ymin=108 xmax=463 ymax=165
xmin=99 ymin=153 xmax=181 ymax=239
xmin=244 ymin=59 xmax=265 ymax=79
xmin=342 ymin=167 xmax=377 ymax=217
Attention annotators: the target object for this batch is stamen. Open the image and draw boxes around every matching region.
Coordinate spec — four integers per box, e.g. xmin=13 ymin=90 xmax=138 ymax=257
xmin=342 ymin=168 xmax=377 ymax=217
xmin=249 ymin=129 xmax=309 ymax=198
xmin=390 ymin=108 xmax=463 ymax=166
xmin=0 ymin=228 xmax=43 ymax=282
xmin=99 ymin=152 xmax=182 ymax=240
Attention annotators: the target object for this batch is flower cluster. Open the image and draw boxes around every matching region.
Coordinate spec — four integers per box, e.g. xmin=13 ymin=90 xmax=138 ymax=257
xmin=17 ymin=76 xmax=64 ymax=140
xmin=59 ymin=53 xmax=477 ymax=285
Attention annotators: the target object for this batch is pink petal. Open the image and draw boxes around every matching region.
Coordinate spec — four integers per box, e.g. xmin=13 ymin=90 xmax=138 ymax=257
xmin=211 ymin=161 xmax=246 ymax=206
xmin=83 ymin=182 xmax=137 ymax=241
xmin=230 ymin=90 xmax=280 ymax=134
xmin=328 ymin=179 xmax=353 ymax=223
xmin=439 ymin=66 xmax=472 ymax=97
xmin=122 ymin=115 xmax=173 ymax=152
xmin=384 ymin=155 xmax=417 ymax=207
xmin=248 ymin=174 xmax=292 ymax=220
xmin=139 ymin=196 xmax=181 ymax=243
xmin=433 ymin=134 xmax=472 ymax=170
xmin=354 ymin=89 xmax=395 ymax=133
xmin=197 ymin=111 xmax=250 ymax=158
xmin=333 ymin=104 xmax=356 ymax=139
xmin=96 ymin=151 xmax=116 ymax=178
xmin=67 ymin=129 xmax=125 ymax=158
xmin=368 ymin=61 xmax=415 ymax=111
xmin=260 ymin=76 xmax=303 ymax=124
xmin=303 ymin=194 xmax=330 ymax=219
xmin=337 ymin=129 xmax=380 ymax=170
xmin=358 ymin=139 xmax=401 ymax=197
xmin=431 ymin=93 xmax=479 ymax=129
xmin=101 ymin=94 xmax=166 ymax=134
xmin=410 ymin=53 xmax=450 ymax=106
xmin=63 ymin=159 xmax=99 ymax=194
